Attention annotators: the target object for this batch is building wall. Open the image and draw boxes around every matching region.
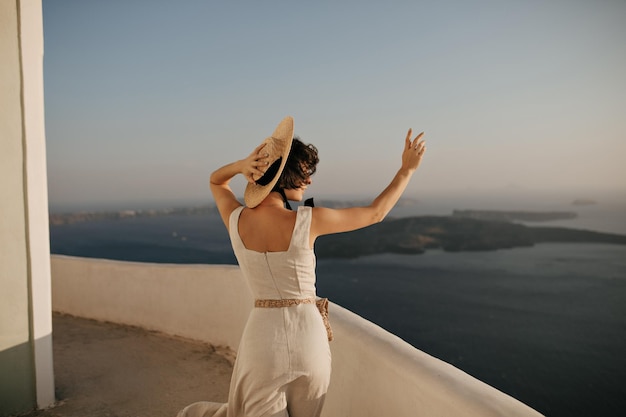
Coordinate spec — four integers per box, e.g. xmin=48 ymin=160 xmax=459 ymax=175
xmin=0 ymin=0 xmax=54 ymax=415
xmin=0 ymin=0 xmax=36 ymax=413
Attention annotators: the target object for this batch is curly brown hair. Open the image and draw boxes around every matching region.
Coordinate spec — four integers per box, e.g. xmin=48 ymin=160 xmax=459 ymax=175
xmin=272 ymin=137 xmax=319 ymax=191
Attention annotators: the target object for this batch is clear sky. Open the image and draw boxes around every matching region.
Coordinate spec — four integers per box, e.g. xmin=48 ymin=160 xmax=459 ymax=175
xmin=42 ymin=0 xmax=626 ymax=211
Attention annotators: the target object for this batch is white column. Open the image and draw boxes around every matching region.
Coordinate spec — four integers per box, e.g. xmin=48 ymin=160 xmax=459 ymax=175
xmin=20 ymin=0 xmax=55 ymax=408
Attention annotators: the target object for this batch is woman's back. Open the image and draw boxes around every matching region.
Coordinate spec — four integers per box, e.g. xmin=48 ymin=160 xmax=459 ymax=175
xmin=228 ymin=206 xmax=317 ymax=301
xmin=237 ymin=206 xmax=302 ymax=252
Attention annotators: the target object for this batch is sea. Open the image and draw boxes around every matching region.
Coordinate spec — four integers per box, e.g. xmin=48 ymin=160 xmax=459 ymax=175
xmin=49 ymin=195 xmax=626 ymax=417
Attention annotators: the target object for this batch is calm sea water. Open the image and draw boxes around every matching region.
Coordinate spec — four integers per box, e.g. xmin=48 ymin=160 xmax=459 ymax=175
xmin=49 ymin=203 xmax=626 ymax=417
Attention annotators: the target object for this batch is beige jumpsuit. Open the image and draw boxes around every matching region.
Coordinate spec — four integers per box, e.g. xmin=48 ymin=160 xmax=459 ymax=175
xmin=177 ymin=206 xmax=331 ymax=417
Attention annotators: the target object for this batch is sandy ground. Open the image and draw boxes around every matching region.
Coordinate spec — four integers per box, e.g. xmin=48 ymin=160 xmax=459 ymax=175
xmin=17 ymin=313 xmax=234 ymax=417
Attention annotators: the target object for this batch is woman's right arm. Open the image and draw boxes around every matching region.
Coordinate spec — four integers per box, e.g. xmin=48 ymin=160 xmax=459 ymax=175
xmin=210 ymin=143 xmax=269 ymax=229
xmin=310 ymin=129 xmax=426 ymax=239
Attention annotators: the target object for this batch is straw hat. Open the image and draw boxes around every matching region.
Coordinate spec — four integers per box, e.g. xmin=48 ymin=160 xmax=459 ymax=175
xmin=244 ymin=116 xmax=294 ymax=208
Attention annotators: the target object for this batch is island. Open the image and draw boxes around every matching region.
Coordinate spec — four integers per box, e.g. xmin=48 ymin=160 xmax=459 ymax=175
xmin=315 ymin=215 xmax=626 ymax=259
xmin=571 ymin=198 xmax=597 ymax=206
xmin=452 ymin=209 xmax=577 ymax=222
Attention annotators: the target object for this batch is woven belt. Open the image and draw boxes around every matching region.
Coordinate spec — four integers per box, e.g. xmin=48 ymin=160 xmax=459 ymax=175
xmin=254 ymin=297 xmax=333 ymax=342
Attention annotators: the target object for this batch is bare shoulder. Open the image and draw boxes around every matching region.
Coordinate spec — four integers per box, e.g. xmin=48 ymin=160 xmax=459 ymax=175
xmin=211 ymin=181 xmax=243 ymax=231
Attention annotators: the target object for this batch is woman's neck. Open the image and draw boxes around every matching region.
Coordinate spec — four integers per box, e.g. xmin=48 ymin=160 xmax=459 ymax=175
xmin=256 ymin=192 xmax=288 ymax=209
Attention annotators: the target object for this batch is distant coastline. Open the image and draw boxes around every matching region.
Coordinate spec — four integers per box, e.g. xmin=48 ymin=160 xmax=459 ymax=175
xmin=48 ymin=198 xmax=420 ymax=225
xmin=49 ymin=203 xmax=626 ymax=259
xmin=452 ymin=209 xmax=577 ymax=222
xmin=49 ymin=205 xmax=219 ymax=226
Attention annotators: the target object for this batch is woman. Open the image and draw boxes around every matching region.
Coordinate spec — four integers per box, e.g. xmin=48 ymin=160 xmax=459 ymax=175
xmin=177 ymin=116 xmax=426 ymax=417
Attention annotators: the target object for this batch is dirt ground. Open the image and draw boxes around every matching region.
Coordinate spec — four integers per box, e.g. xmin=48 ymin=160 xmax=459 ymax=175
xmin=16 ymin=313 xmax=234 ymax=417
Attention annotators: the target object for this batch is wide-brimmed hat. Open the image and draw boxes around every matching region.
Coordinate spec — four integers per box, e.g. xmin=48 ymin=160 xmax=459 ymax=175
xmin=244 ymin=116 xmax=294 ymax=208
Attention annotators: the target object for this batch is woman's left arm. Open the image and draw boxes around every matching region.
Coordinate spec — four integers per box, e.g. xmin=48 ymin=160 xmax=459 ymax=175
xmin=210 ymin=144 xmax=269 ymax=229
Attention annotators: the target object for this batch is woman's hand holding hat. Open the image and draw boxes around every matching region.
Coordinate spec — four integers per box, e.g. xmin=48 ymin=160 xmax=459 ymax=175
xmin=242 ymin=143 xmax=270 ymax=184
xmin=244 ymin=116 xmax=294 ymax=208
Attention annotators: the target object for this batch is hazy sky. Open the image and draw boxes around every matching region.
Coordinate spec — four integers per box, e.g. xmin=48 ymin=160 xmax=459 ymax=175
xmin=43 ymin=0 xmax=626 ymax=211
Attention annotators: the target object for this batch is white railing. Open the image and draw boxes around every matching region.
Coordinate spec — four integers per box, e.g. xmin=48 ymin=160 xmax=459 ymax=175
xmin=51 ymin=255 xmax=543 ymax=417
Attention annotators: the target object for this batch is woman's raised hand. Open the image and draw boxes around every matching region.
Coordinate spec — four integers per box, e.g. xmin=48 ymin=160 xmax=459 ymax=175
xmin=242 ymin=143 xmax=270 ymax=184
xmin=402 ymin=129 xmax=426 ymax=172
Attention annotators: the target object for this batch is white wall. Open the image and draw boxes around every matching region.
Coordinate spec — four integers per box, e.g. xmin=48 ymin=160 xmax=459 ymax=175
xmin=52 ymin=256 xmax=254 ymax=350
xmin=0 ymin=0 xmax=35 ymax=411
xmin=51 ymin=255 xmax=543 ymax=417
xmin=0 ymin=1 xmax=54 ymax=415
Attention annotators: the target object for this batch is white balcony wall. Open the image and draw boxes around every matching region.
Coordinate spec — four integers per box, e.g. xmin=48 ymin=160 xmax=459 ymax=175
xmin=52 ymin=256 xmax=253 ymax=351
xmin=51 ymin=255 xmax=543 ymax=417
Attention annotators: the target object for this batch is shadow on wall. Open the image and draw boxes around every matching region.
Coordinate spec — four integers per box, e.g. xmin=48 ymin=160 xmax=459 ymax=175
xmin=0 ymin=336 xmax=46 ymax=416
